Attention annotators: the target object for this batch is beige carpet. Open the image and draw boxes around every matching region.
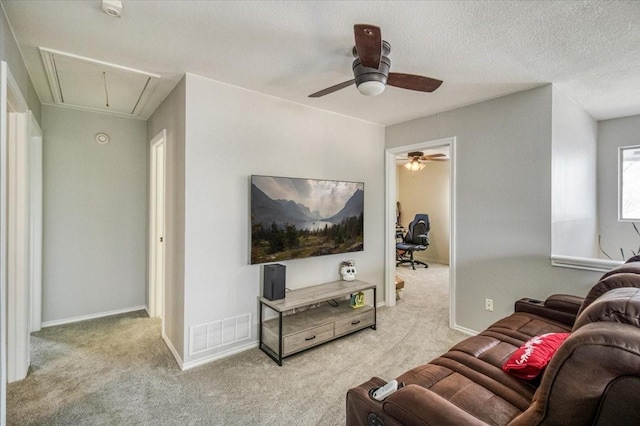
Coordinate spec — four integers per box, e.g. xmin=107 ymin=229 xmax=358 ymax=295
xmin=7 ymin=263 xmax=466 ymax=425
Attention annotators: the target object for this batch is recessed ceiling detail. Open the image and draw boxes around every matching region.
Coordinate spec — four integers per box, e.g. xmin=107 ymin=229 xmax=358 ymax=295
xmin=39 ymin=47 xmax=160 ymax=117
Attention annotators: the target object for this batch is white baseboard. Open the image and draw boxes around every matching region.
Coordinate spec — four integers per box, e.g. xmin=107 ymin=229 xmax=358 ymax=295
xmin=452 ymin=324 xmax=478 ymax=336
xmin=162 ymin=332 xmax=184 ymax=370
xmin=181 ymin=341 xmax=258 ymax=371
xmin=41 ymin=305 xmax=147 ymax=328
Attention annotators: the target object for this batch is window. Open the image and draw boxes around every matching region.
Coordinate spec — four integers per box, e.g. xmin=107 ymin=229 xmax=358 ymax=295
xmin=620 ymin=145 xmax=640 ymax=221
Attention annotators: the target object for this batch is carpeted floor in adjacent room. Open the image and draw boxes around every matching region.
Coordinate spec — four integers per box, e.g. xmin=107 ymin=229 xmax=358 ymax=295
xmin=7 ymin=263 xmax=467 ymax=425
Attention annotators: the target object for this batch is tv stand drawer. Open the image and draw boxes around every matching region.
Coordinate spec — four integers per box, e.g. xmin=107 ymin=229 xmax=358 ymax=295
xmin=284 ymin=323 xmax=334 ymax=356
xmin=334 ymin=308 xmax=375 ymax=337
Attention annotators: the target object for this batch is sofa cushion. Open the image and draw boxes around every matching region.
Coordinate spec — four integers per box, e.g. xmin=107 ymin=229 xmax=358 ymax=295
xmin=502 ymin=332 xmax=570 ymax=380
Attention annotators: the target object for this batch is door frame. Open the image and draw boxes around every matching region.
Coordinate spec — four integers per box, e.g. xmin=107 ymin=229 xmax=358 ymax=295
xmin=148 ymin=130 xmax=166 ymax=322
xmin=28 ymin=111 xmax=43 ymax=333
xmin=2 ymin=61 xmax=33 ymax=424
xmin=384 ymin=136 xmax=456 ymax=328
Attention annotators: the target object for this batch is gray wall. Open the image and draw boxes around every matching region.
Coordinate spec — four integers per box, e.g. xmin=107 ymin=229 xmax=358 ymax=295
xmin=42 ymin=105 xmax=147 ymax=323
xmin=181 ymin=73 xmax=385 ymax=366
xmin=387 ymin=86 xmax=603 ymax=331
xmin=551 ymin=88 xmax=598 ymax=258
xmin=146 ymin=77 xmax=186 ymax=359
xmin=598 ymin=115 xmax=640 ymax=260
xmin=1 ymin=6 xmax=40 ymax=121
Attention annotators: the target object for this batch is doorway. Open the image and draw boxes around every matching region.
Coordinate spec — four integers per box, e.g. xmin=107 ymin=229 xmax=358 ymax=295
xmin=2 ymin=62 xmax=44 ymax=425
xmin=385 ymin=137 xmax=456 ymax=327
xmin=148 ymin=130 xmax=166 ymax=325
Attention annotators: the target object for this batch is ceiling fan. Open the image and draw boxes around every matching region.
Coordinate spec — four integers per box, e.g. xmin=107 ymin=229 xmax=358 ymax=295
xmin=309 ymin=24 xmax=443 ymax=98
xmin=399 ymin=151 xmax=448 ymax=171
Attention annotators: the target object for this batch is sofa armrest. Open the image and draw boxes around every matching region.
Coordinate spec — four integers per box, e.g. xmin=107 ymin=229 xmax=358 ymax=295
xmin=346 ymin=377 xmax=405 ymax=426
xmin=382 ymin=385 xmax=487 ymax=426
xmin=515 ymin=294 xmax=583 ymax=326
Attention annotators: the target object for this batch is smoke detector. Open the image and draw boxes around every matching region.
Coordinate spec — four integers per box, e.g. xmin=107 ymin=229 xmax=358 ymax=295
xmin=102 ymin=0 xmax=123 ymax=18
xmin=96 ymin=133 xmax=110 ymax=144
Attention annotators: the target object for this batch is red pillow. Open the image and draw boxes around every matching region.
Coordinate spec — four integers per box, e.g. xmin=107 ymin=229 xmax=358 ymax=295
xmin=502 ymin=332 xmax=570 ymax=380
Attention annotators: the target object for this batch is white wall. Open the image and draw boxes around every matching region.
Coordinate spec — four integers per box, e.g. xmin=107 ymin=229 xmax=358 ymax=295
xmin=387 ymin=86 xmax=603 ymax=332
xmin=147 ymin=77 xmax=186 ymax=359
xmin=551 ymin=88 xmax=598 ymax=258
xmin=598 ymin=115 xmax=640 ymax=260
xmin=42 ymin=105 xmax=147 ymax=323
xmin=397 ymin=160 xmax=450 ymax=264
xmin=182 ymin=74 xmax=385 ymax=365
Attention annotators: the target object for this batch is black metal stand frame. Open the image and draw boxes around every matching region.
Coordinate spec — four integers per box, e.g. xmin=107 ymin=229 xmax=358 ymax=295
xmin=258 ymin=287 xmax=377 ymax=366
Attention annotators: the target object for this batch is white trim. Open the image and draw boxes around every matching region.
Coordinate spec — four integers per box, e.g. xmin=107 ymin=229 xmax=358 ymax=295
xmin=1 ymin=61 xmax=8 ymax=426
xmin=39 ymin=101 xmax=149 ymax=121
xmin=618 ymin=144 xmax=640 ymax=222
xmin=7 ymin=111 xmax=30 ymax=383
xmin=5 ymin=65 xmax=31 ymax=384
xmin=28 ymin=112 xmax=43 ymax=333
xmin=452 ymin=325 xmax=478 ymax=336
xmin=39 ymin=47 xmax=162 ymax=79
xmin=550 ymin=255 xmax=622 ymax=273
xmin=376 ymin=301 xmax=386 ymax=308
xmin=162 ymin=332 xmax=184 ymax=370
xmin=148 ymin=130 xmax=166 ymax=321
xmin=181 ymin=342 xmax=258 ymax=371
xmin=448 ymin=139 xmax=457 ymax=330
xmin=6 ymin=68 xmax=28 ymax=112
xmin=40 ymin=305 xmax=147 ymax=328
xmin=385 ymin=137 xmax=457 ymax=330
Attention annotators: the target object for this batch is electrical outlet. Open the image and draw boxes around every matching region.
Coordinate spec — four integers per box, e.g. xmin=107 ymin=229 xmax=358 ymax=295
xmin=485 ymin=298 xmax=494 ymax=312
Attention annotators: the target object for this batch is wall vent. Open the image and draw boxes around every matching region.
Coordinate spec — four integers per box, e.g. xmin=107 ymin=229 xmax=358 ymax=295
xmin=189 ymin=313 xmax=251 ymax=355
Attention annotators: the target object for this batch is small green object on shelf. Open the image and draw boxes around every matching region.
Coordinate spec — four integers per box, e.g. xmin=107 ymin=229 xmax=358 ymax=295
xmin=350 ymin=291 xmax=365 ymax=308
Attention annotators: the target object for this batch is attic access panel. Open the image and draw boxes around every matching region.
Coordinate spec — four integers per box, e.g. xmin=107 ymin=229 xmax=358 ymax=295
xmin=40 ymin=47 xmax=160 ymax=117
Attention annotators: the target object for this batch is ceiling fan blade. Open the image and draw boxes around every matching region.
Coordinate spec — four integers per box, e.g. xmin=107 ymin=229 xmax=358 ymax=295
xmin=308 ymin=79 xmax=355 ymax=98
xmin=388 ymin=73 xmax=443 ymax=92
xmin=354 ymin=24 xmax=381 ymax=69
xmin=420 ymin=153 xmax=446 ymax=160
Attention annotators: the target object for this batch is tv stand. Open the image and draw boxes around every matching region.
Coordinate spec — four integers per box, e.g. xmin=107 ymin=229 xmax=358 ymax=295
xmin=258 ymin=280 xmax=376 ymax=365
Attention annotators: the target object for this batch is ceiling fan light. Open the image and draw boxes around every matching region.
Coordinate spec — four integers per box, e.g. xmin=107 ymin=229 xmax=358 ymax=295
xmin=404 ymin=159 xmax=426 ymax=172
xmin=357 ymin=80 xmax=386 ymax=96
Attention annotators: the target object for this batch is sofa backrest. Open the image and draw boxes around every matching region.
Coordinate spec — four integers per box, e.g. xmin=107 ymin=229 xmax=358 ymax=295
xmin=509 ymin=286 xmax=640 ymax=426
xmin=577 ymin=259 xmax=640 ymax=316
xmin=573 ymin=287 xmax=640 ymax=331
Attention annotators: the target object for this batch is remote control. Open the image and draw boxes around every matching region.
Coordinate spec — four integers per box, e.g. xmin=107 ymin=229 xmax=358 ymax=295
xmin=373 ymin=380 xmax=398 ymax=401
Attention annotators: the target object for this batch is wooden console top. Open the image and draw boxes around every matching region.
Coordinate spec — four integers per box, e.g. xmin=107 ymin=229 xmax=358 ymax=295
xmin=258 ymin=279 xmax=376 ymax=312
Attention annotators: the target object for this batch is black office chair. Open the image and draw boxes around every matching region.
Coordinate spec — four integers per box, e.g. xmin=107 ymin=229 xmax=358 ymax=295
xmin=396 ymin=214 xmax=430 ymax=270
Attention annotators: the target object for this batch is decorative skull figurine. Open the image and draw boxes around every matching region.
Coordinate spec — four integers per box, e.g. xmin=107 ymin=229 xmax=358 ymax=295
xmin=341 ymin=265 xmax=357 ymax=281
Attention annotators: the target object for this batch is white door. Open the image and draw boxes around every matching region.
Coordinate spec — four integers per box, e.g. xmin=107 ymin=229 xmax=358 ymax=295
xmin=148 ymin=130 xmax=166 ymax=320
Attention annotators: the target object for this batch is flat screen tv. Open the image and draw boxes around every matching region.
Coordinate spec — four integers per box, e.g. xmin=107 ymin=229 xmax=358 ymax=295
xmin=250 ymin=175 xmax=364 ymax=264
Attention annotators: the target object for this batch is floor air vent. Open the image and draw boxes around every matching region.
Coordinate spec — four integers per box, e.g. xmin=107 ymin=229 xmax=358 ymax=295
xmin=190 ymin=313 xmax=251 ymax=355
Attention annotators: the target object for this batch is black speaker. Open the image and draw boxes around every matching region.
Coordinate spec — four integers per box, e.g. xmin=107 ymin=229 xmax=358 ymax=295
xmin=263 ymin=264 xmax=286 ymax=300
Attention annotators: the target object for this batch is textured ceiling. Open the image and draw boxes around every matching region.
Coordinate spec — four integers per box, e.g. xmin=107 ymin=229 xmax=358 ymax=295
xmin=3 ymin=0 xmax=640 ymax=124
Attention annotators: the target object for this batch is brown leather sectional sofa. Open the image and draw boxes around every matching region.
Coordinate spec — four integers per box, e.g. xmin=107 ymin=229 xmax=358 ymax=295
xmin=346 ymin=257 xmax=640 ymax=425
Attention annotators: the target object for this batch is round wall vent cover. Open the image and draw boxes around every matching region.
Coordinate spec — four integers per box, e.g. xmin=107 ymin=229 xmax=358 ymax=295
xmin=96 ymin=133 xmax=110 ymax=144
